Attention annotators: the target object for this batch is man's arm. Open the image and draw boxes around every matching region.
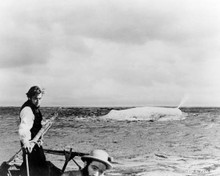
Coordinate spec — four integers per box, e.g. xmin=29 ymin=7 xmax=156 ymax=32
xmin=18 ymin=107 xmax=34 ymax=148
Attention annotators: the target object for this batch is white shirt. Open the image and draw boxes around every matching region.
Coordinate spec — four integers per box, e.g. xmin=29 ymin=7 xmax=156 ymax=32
xmin=18 ymin=107 xmax=35 ymax=144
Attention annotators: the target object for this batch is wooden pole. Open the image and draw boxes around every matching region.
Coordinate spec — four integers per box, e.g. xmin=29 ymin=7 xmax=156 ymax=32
xmin=25 ymin=150 xmax=30 ymax=176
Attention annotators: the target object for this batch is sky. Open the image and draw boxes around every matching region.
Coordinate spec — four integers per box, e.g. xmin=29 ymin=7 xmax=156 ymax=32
xmin=0 ymin=0 xmax=220 ymax=107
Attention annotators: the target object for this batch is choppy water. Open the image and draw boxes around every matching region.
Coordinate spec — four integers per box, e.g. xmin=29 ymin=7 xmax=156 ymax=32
xmin=1 ymin=107 xmax=220 ymax=176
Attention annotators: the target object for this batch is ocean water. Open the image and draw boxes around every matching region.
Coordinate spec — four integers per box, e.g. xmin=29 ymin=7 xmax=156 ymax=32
xmin=0 ymin=107 xmax=220 ymax=176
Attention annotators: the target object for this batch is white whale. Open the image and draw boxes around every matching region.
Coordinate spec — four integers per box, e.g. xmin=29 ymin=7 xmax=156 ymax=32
xmin=101 ymin=106 xmax=185 ymax=121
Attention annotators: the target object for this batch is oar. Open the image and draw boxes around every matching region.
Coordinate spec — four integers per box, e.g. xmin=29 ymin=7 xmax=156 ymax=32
xmin=61 ymin=148 xmax=73 ymax=173
xmin=44 ymin=149 xmax=88 ymax=157
xmin=6 ymin=148 xmax=22 ymax=164
xmin=25 ymin=149 xmax=30 ymax=176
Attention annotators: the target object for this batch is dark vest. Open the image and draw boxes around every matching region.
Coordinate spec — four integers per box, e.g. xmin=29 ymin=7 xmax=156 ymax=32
xmin=20 ymin=100 xmax=42 ymax=139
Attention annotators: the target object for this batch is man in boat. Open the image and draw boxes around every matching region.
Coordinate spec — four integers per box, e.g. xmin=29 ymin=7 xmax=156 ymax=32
xmin=18 ymin=86 xmax=53 ymax=176
xmin=62 ymin=149 xmax=113 ymax=176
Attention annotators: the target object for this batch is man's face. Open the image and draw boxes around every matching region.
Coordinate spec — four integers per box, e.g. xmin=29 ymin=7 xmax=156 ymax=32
xmin=88 ymin=161 xmax=107 ymax=176
xmin=30 ymin=93 xmax=42 ymax=108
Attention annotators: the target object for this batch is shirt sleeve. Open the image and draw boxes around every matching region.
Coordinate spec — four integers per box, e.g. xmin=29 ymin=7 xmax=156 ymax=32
xmin=18 ymin=107 xmax=34 ymax=144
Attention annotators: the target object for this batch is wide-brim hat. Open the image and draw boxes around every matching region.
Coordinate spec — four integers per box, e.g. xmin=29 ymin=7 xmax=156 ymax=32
xmin=81 ymin=149 xmax=112 ymax=170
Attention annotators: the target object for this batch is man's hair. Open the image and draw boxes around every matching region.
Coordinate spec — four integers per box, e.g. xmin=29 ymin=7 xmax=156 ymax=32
xmin=26 ymin=86 xmax=44 ymax=98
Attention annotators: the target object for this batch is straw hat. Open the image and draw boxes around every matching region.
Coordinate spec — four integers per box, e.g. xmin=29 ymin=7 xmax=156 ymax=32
xmin=81 ymin=149 xmax=113 ymax=169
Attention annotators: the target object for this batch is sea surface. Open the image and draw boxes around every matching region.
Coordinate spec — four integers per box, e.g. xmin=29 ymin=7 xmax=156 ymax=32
xmin=0 ymin=106 xmax=220 ymax=176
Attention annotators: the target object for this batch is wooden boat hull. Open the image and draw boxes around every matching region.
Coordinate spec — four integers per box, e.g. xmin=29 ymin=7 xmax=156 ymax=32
xmin=0 ymin=160 xmax=62 ymax=176
xmin=0 ymin=148 xmax=88 ymax=176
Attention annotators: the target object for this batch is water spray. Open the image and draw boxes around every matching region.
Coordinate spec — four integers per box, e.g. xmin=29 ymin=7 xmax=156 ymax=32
xmin=177 ymin=94 xmax=189 ymax=109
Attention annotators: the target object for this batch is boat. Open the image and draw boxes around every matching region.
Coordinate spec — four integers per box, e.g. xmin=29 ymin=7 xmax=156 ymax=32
xmin=0 ymin=148 xmax=89 ymax=176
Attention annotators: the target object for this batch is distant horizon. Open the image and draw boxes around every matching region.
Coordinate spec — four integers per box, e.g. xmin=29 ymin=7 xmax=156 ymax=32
xmin=1 ymin=105 xmax=220 ymax=108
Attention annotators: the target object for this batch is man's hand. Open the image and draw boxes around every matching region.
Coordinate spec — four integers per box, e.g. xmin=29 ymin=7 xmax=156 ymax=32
xmin=41 ymin=119 xmax=52 ymax=126
xmin=38 ymin=137 xmax=44 ymax=146
xmin=23 ymin=140 xmax=36 ymax=153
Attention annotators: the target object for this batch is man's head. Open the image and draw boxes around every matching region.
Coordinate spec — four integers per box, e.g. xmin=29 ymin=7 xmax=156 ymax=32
xmin=81 ymin=149 xmax=112 ymax=176
xmin=87 ymin=160 xmax=107 ymax=176
xmin=26 ymin=86 xmax=44 ymax=108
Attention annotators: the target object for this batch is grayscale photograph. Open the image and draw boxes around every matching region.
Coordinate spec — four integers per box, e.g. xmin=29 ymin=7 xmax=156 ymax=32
xmin=0 ymin=0 xmax=220 ymax=175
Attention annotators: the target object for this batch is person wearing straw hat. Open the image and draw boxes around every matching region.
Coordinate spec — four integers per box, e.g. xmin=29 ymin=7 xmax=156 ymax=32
xmin=62 ymin=149 xmax=113 ymax=176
